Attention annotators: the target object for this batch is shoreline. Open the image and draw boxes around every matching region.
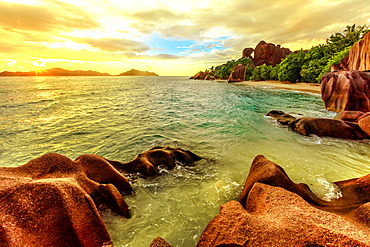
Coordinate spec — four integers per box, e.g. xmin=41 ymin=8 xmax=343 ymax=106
xmin=232 ymin=80 xmax=321 ymax=94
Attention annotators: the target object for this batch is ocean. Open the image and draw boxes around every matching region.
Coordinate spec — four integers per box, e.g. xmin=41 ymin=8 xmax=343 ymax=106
xmin=1 ymin=76 xmax=370 ymax=246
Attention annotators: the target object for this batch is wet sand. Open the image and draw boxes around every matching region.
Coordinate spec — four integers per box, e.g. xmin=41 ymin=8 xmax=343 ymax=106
xmin=234 ymin=80 xmax=321 ymax=94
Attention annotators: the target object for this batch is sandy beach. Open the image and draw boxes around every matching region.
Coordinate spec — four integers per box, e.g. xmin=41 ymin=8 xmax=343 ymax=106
xmin=234 ymin=80 xmax=321 ymax=94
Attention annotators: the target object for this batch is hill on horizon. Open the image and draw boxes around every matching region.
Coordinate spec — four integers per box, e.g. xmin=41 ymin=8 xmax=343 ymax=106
xmin=117 ymin=69 xmax=159 ymax=76
xmin=0 ymin=67 xmax=111 ymax=76
xmin=0 ymin=67 xmax=159 ymax=77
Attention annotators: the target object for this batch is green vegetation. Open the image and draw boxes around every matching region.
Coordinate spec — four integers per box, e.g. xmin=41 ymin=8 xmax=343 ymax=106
xmin=250 ymin=64 xmax=279 ymax=81
xmin=203 ymin=24 xmax=369 ymax=83
xmin=279 ymin=24 xmax=369 ymax=83
xmin=206 ymin=57 xmax=254 ymax=80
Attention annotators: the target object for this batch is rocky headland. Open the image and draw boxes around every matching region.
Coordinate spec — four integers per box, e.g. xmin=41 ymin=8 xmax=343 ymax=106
xmin=190 ymin=40 xmax=292 ymax=81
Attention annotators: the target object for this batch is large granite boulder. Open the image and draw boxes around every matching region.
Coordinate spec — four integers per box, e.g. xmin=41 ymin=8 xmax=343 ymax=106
xmin=228 ymin=64 xmax=246 ymax=82
xmin=334 ymin=110 xmax=366 ymax=122
xmin=190 ymin=71 xmax=210 ymax=80
xmin=197 ymin=187 xmax=370 ymax=246
xmin=358 ymin=114 xmax=370 ymax=136
xmin=242 ymin=47 xmax=254 ymax=59
xmin=197 ymin=155 xmax=370 ymax=246
xmin=335 ymin=111 xmax=370 ymax=136
xmin=340 ymin=31 xmax=370 ymax=71
xmin=253 ymin=41 xmax=291 ymax=67
xmin=321 ymin=70 xmax=370 ymax=112
xmin=239 ymin=155 xmax=327 ymax=208
xmin=0 ymin=153 xmax=133 ymax=247
xmin=0 ymin=147 xmax=201 ymax=247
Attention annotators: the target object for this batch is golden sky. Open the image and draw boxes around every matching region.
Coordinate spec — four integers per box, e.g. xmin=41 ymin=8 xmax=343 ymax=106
xmin=1 ymin=0 xmax=369 ymax=76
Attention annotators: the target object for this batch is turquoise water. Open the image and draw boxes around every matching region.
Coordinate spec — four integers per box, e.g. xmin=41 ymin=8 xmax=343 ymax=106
xmin=1 ymin=76 xmax=370 ymax=246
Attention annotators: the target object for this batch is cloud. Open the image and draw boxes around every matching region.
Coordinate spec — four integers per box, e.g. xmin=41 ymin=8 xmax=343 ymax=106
xmin=112 ymin=52 xmax=180 ymax=60
xmin=152 ymin=53 xmax=180 ymax=59
xmin=80 ymin=38 xmax=150 ymax=53
xmin=1 ymin=0 xmax=370 ymax=75
xmin=126 ymin=0 xmax=370 ymax=52
xmin=131 ymin=9 xmax=181 ymax=22
xmin=0 ymin=1 xmax=99 ymax=32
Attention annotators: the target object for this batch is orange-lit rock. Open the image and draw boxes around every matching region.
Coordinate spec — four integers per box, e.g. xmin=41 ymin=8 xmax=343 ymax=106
xmin=0 ymin=153 xmax=133 ymax=247
xmin=228 ymin=64 xmax=246 ymax=82
xmin=253 ymin=40 xmax=291 ymax=67
xmin=340 ymin=32 xmax=370 ymax=71
xmin=115 ymin=146 xmax=202 ymax=176
xmin=321 ymin=70 xmax=370 ymax=112
xmin=197 ymin=155 xmax=370 ymax=246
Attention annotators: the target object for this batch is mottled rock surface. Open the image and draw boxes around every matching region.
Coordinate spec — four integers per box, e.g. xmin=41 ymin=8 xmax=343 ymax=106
xmin=0 ymin=147 xmax=201 ymax=247
xmin=334 ymin=110 xmax=366 ymax=122
xmin=340 ymin=32 xmax=370 ymax=71
xmin=321 ymin=70 xmax=370 ymax=113
xmin=253 ymin=40 xmax=291 ymax=67
xmin=190 ymin=71 xmax=210 ymax=80
xmin=197 ymin=187 xmax=370 ymax=247
xmin=115 ymin=146 xmax=202 ymax=176
xmin=149 ymin=237 xmax=173 ymax=247
xmin=0 ymin=153 xmax=132 ymax=247
xmin=228 ymin=64 xmax=246 ymax=82
xmin=242 ymin=47 xmax=254 ymax=59
xmin=197 ymin=155 xmax=370 ymax=246
xmin=358 ymin=115 xmax=370 ymax=136
xmin=267 ymin=110 xmax=369 ymax=140
xmin=290 ymin=117 xmax=369 ymax=139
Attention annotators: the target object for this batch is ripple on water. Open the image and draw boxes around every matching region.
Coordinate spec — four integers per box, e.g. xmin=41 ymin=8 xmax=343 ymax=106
xmin=1 ymin=76 xmax=370 ymax=246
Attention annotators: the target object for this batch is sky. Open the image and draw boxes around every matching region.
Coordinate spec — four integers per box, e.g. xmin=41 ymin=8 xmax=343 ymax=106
xmin=1 ymin=0 xmax=369 ymax=76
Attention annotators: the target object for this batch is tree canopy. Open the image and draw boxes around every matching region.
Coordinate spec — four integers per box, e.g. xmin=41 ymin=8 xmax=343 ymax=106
xmin=202 ymin=24 xmax=369 ymax=83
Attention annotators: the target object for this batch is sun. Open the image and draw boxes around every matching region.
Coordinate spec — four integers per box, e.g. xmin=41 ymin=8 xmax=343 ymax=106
xmin=34 ymin=69 xmax=49 ymax=76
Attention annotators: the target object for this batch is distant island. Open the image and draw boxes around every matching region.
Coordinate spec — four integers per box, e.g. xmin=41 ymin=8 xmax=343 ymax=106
xmin=0 ymin=68 xmax=159 ymax=76
xmin=117 ymin=69 xmax=158 ymax=76
xmin=0 ymin=68 xmax=111 ymax=76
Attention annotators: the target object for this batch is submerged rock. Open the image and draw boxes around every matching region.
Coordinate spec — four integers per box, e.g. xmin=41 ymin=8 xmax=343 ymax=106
xmin=149 ymin=237 xmax=173 ymax=247
xmin=290 ymin=117 xmax=369 ymax=140
xmin=267 ymin=110 xmax=369 ymax=140
xmin=197 ymin=155 xmax=370 ymax=246
xmin=114 ymin=146 xmax=202 ymax=176
xmin=266 ymin=110 xmax=297 ymax=125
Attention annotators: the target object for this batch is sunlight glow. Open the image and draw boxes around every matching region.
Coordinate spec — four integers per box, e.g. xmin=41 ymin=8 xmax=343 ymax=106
xmin=42 ymin=41 xmax=91 ymax=50
xmin=0 ymin=0 xmax=369 ymax=76
xmin=1 ymin=0 xmax=40 ymax=5
xmin=34 ymin=69 xmax=49 ymax=76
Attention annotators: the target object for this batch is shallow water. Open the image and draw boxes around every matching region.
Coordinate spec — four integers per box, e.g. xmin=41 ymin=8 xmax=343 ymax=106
xmin=1 ymin=76 xmax=370 ymax=246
